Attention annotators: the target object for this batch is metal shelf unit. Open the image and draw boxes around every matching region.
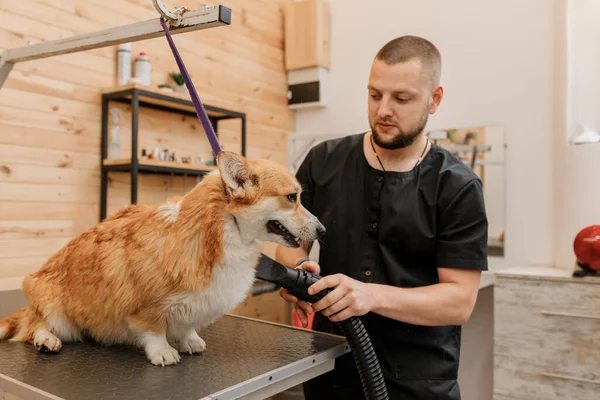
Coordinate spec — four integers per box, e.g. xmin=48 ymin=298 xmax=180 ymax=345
xmin=100 ymin=84 xmax=246 ymax=221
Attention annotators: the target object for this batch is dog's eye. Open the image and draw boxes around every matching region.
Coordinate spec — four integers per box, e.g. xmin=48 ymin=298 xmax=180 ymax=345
xmin=287 ymin=193 xmax=297 ymax=203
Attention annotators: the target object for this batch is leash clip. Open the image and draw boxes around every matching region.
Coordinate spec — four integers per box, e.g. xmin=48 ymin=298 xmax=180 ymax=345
xmin=153 ymin=0 xmax=188 ymax=25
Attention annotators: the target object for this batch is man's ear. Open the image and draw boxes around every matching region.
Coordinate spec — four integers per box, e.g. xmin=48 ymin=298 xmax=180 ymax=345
xmin=217 ymin=151 xmax=257 ymax=198
xmin=428 ymin=85 xmax=444 ymax=114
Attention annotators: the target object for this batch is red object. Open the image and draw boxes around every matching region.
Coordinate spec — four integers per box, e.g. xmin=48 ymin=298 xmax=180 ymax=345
xmin=292 ymin=309 xmax=314 ymax=330
xmin=573 ymin=225 xmax=600 ymax=271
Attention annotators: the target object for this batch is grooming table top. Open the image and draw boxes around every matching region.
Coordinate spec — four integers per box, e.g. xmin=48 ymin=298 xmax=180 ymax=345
xmin=0 ymin=315 xmax=349 ymax=400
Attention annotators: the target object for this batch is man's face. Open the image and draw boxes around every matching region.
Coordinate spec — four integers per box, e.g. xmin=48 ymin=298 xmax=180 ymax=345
xmin=367 ymin=58 xmax=443 ymax=149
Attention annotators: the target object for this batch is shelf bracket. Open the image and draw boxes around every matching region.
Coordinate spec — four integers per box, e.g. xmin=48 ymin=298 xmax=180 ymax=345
xmin=0 ymin=4 xmax=231 ymax=89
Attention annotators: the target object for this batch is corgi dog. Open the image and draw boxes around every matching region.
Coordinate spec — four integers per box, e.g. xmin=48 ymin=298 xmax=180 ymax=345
xmin=0 ymin=151 xmax=325 ymax=366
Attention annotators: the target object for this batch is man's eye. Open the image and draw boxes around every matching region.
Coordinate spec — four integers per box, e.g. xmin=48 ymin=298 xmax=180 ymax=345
xmin=287 ymin=193 xmax=297 ymax=203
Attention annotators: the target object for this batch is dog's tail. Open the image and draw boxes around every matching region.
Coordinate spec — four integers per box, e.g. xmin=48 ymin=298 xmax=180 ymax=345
xmin=0 ymin=307 xmax=29 ymax=341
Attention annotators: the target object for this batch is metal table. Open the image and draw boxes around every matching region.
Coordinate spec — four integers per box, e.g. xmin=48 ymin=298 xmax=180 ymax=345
xmin=0 ymin=315 xmax=349 ymax=400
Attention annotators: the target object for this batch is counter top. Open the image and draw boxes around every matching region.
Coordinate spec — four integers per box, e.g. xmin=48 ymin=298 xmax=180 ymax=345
xmin=494 ymin=265 xmax=600 ymax=284
xmin=479 ymin=271 xmax=495 ymax=289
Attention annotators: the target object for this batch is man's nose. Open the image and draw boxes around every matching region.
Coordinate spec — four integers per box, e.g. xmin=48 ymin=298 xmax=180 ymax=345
xmin=377 ymin=100 xmax=392 ymax=118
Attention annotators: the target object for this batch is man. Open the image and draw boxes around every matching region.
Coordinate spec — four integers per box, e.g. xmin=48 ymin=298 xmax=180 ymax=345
xmin=275 ymin=35 xmax=488 ymax=400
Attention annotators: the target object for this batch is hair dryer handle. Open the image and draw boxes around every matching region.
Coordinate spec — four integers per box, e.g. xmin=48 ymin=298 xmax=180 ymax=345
xmin=293 ymin=269 xmax=332 ymax=304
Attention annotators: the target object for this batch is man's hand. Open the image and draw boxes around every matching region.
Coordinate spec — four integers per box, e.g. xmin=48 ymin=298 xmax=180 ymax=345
xmin=278 ymin=260 xmax=321 ymax=328
xmin=308 ymin=274 xmax=377 ymax=322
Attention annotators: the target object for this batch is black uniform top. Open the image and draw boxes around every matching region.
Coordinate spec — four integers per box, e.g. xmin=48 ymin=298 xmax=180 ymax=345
xmin=295 ymin=132 xmax=488 ymax=400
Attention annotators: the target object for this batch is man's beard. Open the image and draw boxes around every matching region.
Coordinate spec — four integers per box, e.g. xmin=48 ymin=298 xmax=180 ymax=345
xmin=370 ymin=106 xmax=429 ymax=150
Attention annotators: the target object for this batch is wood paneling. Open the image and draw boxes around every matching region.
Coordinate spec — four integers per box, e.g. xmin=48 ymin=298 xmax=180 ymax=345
xmin=0 ymin=0 xmax=295 ymax=294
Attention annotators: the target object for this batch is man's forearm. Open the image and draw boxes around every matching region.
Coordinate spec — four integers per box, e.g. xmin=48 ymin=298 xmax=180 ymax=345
xmin=368 ymin=282 xmax=477 ymax=326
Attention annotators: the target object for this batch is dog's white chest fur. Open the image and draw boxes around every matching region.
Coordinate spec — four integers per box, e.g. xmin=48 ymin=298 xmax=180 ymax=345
xmin=163 ymin=219 xmax=260 ymax=332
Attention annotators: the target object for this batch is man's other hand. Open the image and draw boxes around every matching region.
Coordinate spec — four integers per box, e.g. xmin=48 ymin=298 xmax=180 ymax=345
xmin=278 ymin=260 xmax=321 ymax=328
xmin=309 ymin=274 xmax=376 ymax=322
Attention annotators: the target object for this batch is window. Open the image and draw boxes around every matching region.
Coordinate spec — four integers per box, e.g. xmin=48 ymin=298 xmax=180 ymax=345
xmin=567 ymin=0 xmax=600 ymax=145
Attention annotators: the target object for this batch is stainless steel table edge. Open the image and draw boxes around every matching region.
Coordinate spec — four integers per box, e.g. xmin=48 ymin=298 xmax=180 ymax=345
xmin=200 ymin=341 xmax=350 ymax=400
xmin=223 ymin=313 xmax=346 ymax=340
xmin=0 ymin=372 xmax=63 ymax=400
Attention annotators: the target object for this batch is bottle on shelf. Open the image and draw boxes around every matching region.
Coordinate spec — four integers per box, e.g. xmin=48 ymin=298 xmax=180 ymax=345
xmin=134 ymin=51 xmax=152 ymax=87
xmin=116 ymin=43 xmax=132 ymax=86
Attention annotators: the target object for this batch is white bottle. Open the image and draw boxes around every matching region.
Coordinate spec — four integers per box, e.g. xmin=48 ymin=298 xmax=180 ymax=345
xmin=117 ymin=43 xmax=131 ymax=86
xmin=134 ymin=52 xmax=151 ymax=87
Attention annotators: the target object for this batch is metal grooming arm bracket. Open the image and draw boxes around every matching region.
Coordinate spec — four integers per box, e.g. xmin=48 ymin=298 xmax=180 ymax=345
xmin=0 ymin=2 xmax=232 ymax=89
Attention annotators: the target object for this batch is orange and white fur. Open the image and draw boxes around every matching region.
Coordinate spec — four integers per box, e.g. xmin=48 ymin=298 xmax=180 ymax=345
xmin=0 ymin=151 xmax=325 ymax=366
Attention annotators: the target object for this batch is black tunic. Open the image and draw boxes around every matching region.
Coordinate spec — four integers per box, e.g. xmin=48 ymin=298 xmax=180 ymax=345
xmin=295 ymin=132 xmax=488 ymax=400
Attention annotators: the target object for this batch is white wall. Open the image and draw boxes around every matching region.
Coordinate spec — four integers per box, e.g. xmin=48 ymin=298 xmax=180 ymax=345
xmin=553 ymin=0 xmax=600 ymax=268
xmin=294 ymin=0 xmax=556 ymax=268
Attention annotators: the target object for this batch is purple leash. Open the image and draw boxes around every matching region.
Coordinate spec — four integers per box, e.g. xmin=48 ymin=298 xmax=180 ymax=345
xmin=160 ymin=18 xmax=223 ymax=157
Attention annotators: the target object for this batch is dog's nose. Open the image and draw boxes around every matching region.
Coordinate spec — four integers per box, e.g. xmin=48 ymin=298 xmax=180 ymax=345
xmin=317 ymin=224 xmax=326 ymax=238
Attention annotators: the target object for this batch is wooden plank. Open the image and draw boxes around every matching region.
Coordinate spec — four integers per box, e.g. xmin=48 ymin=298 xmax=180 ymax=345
xmin=0 ymin=88 xmax=100 ymax=118
xmin=0 ymin=220 xmax=90 ymax=240
xmin=0 ymin=106 xmax=100 ymax=133
xmin=0 ymin=163 xmax=98 ymax=186
xmin=0 ymin=178 xmax=199 ymax=205
xmin=0 ymin=68 xmax=100 ymax=104
xmin=0 ymin=143 xmax=100 ymax=169
xmin=0 ymin=123 xmax=100 ymax=154
xmin=0 ymin=67 xmax=76 ymax=98
xmin=0 ymin=257 xmax=48 ymax=278
xmin=0 ymin=182 xmax=100 ymax=203
xmin=6 ymin=56 xmax=116 ymax=89
xmin=32 ymin=0 xmax=75 ymax=13
xmin=0 ymin=237 xmax=73 ymax=259
xmin=14 ymin=0 xmax=108 ymax=35
xmin=0 ymin=202 xmax=98 ymax=221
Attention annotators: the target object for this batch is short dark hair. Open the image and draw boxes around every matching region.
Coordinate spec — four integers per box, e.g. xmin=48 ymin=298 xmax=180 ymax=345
xmin=375 ymin=35 xmax=442 ymax=87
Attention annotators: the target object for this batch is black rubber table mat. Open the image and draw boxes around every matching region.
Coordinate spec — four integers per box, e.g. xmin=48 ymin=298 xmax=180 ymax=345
xmin=0 ymin=315 xmax=348 ymax=400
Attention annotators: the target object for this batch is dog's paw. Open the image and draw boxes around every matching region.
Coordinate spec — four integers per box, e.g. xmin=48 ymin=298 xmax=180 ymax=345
xmin=179 ymin=335 xmax=206 ymax=355
xmin=34 ymin=328 xmax=62 ymax=353
xmin=148 ymin=345 xmax=181 ymax=366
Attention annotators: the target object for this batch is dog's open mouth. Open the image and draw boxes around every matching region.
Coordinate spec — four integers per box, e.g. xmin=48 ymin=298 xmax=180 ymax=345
xmin=267 ymin=220 xmax=301 ymax=248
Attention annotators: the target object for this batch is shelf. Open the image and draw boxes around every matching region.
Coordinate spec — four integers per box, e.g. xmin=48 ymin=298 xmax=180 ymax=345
xmin=102 ymin=83 xmax=246 ymax=119
xmin=103 ymin=158 xmax=217 ymax=176
xmin=100 ymin=83 xmax=246 ymax=221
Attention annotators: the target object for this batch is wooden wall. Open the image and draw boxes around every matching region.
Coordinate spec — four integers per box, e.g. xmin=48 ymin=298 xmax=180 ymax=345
xmin=0 ymin=0 xmax=295 ymax=286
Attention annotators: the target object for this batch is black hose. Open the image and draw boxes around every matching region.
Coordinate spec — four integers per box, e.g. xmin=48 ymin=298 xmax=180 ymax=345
xmin=254 ymin=254 xmax=389 ymax=399
xmin=337 ymin=317 xmax=388 ymax=399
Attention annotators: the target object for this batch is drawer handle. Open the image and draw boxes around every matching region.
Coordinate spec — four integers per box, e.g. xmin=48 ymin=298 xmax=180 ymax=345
xmin=541 ymin=372 xmax=600 ymax=386
xmin=540 ymin=310 xmax=600 ymax=320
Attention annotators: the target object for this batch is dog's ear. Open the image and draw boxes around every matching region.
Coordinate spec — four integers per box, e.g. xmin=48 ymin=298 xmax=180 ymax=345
xmin=217 ymin=151 xmax=257 ymax=198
